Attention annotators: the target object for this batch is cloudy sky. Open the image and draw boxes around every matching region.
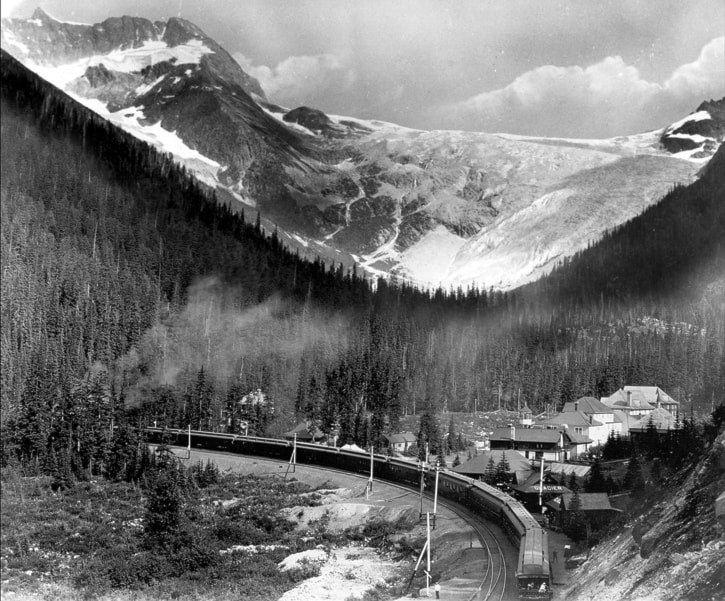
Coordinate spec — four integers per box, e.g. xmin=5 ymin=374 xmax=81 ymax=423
xmin=3 ymin=0 xmax=724 ymax=137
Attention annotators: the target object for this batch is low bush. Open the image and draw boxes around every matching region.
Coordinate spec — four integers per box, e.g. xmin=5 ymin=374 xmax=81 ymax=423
xmin=2 ymin=467 xmax=346 ymax=599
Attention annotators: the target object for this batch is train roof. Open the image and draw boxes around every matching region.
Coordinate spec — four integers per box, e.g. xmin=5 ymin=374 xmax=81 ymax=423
xmin=503 ymin=496 xmax=541 ymax=531
xmin=517 ymin=528 xmax=550 ymax=576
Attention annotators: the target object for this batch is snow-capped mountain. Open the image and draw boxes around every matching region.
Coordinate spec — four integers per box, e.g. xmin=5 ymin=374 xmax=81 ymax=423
xmin=3 ymin=9 xmax=723 ymax=290
xmin=660 ymin=99 xmax=725 ymax=160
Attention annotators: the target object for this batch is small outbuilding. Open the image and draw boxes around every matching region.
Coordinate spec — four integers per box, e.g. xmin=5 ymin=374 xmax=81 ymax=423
xmin=383 ymin=432 xmax=417 ymax=453
xmin=546 ymin=492 xmax=622 ymax=530
xmin=283 ymin=421 xmax=324 ymax=442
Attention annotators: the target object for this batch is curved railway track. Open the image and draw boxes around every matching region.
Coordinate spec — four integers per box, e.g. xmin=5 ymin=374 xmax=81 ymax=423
xmin=147 ymin=428 xmax=552 ymax=600
xmin=167 ymin=445 xmax=513 ymax=600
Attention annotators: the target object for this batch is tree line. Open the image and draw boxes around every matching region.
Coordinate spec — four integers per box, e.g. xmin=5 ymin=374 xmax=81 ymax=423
xmin=1 ymin=48 xmax=723 ymax=481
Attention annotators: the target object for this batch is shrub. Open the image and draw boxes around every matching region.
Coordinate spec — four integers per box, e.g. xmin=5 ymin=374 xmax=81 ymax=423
xmin=286 ymin=558 xmax=322 ymax=583
xmin=106 ymin=551 xmax=163 ymax=588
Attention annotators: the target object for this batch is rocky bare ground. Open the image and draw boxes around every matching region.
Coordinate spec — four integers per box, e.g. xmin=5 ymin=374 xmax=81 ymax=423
xmin=180 ymin=448 xmax=498 ymax=601
xmin=561 ymin=432 xmax=725 ymax=601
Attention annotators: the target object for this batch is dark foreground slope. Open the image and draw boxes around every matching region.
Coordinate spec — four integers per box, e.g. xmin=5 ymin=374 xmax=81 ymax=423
xmin=563 ymin=429 xmax=725 ymax=601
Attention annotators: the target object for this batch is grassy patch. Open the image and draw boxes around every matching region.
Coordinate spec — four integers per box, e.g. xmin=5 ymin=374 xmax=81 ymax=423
xmin=0 ymin=469 xmax=331 ymax=601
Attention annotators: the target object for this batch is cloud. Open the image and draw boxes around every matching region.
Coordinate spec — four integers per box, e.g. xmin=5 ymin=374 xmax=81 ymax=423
xmin=441 ymin=37 xmax=725 ymax=138
xmin=235 ymin=52 xmax=354 ymax=107
xmin=665 ymin=36 xmax=725 ymax=98
xmin=0 ymin=0 xmax=23 ymax=18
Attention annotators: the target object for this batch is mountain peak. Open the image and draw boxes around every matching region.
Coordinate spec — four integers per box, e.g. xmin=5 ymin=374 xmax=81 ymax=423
xmin=1 ymin=12 xmax=717 ymax=291
xmin=30 ymin=7 xmax=50 ymax=21
xmin=30 ymin=8 xmax=50 ymax=21
xmin=162 ymin=16 xmax=207 ymax=46
xmin=660 ymin=96 xmax=725 ymax=159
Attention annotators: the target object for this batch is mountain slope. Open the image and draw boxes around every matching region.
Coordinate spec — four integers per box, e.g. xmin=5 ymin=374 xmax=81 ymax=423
xmin=562 ymin=430 xmax=725 ymax=601
xmin=2 ymin=10 xmax=723 ymax=290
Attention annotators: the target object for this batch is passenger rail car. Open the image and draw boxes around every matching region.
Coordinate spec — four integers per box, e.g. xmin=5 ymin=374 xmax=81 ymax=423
xmin=145 ymin=428 xmax=551 ymax=599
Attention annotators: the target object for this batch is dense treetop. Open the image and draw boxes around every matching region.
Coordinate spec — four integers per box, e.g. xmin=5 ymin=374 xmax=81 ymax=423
xmin=1 ymin=49 xmax=723 ymax=477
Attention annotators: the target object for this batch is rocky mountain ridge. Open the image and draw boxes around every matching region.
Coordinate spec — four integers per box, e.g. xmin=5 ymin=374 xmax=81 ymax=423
xmin=562 ymin=431 xmax=725 ymax=601
xmin=2 ymin=9 xmax=724 ymax=290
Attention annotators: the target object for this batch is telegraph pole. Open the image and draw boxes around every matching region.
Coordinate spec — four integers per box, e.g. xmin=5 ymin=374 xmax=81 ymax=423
xmin=426 ymin=512 xmax=432 ymax=596
xmin=432 ymin=459 xmax=440 ymax=529
xmin=419 ymin=460 xmax=425 ymax=518
xmin=366 ymin=445 xmax=374 ymax=499
xmin=539 ymin=457 xmax=545 ymax=508
xmin=285 ymin=433 xmax=297 ymax=479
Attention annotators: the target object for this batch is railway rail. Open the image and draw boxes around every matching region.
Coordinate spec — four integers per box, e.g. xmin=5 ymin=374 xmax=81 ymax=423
xmin=145 ymin=428 xmax=552 ymax=600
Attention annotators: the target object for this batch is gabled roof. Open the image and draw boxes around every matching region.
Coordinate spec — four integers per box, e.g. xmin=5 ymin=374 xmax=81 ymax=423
xmin=491 ymin=427 xmax=561 ymax=444
xmin=558 ymin=492 xmax=619 ymax=512
xmin=601 ymin=389 xmax=654 ymax=411
xmin=542 ymin=411 xmax=603 ymax=428
xmin=602 ymin=386 xmax=679 ymax=411
xmin=452 ymin=449 xmax=532 ymax=475
xmin=283 ymin=421 xmax=323 ymax=440
xmin=612 ymin=409 xmax=638 ymax=428
xmin=630 ymin=407 xmax=679 ymax=432
xmin=563 ymin=397 xmax=612 ymax=415
xmin=546 ymin=462 xmax=591 ymax=478
xmin=624 ymin=385 xmax=679 ymax=406
xmin=491 ymin=426 xmax=592 ymax=446
xmin=565 ymin=430 xmax=594 ymax=445
xmin=511 ymin=471 xmax=571 ymax=494
xmin=384 ymin=432 xmax=417 ymax=444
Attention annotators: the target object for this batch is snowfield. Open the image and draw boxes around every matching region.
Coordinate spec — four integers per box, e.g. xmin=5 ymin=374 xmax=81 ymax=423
xmin=2 ymin=11 xmax=721 ymax=292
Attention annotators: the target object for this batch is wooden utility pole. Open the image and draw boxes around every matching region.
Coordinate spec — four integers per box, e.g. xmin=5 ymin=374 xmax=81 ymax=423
xmin=432 ymin=460 xmax=440 ymax=530
xmin=419 ymin=460 xmax=425 ymax=517
xmin=285 ymin=434 xmax=297 ymax=479
xmin=366 ymin=445 xmax=374 ymax=499
xmin=539 ymin=457 xmax=545 ymax=508
xmin=426 ymin=512 xmax=432 ymax=596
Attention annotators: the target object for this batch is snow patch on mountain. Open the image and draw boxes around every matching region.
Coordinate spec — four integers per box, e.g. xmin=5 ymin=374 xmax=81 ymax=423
xmin=396 ymin=226 xmax=466 ymax=287
xmin=36 ymin=9 xmax=89 ymax=26
xmin=27 ymin=39 xmax=213 ymax=89
xmin=68 ymin=99 xmax=221 ymax=187
xmin=2 ymin=11 xmax=719 ymax=292
xmin=665 ymin=110 xmax=712 ymax=132
xmin=1 ymin=28 xmax=28 ymax=54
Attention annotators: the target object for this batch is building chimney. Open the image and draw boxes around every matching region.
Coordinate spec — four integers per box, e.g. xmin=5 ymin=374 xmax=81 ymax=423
xmin=510 ymin=424 xmax=515 ymax=444
xmin=574 ymin=401 xmax=579 ymax=412
xmin=626 ymin=390 xmax=632 ymax=406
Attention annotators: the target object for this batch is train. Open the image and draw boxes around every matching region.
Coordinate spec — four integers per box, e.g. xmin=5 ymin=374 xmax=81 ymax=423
xmin=144 ymin=427 xmax=552 ymax=600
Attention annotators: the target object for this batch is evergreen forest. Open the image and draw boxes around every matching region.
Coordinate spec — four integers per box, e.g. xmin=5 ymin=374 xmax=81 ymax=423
xmin=1 ymin=49 xmax=724 ymax=478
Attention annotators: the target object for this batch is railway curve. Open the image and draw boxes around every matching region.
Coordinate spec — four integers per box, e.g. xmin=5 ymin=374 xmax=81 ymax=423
xmin=145 ymin=428 xmax=552 ymax=600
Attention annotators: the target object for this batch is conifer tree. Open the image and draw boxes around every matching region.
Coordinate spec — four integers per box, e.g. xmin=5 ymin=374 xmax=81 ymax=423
xmin=417 ymin=410 xmax=439 ymax=462
xmin=585 ymin=457 xmax=607 ymax=493
xmin=447 ymin=416 xmax=457 ymax=453
xmin=643 ymin=416 xmax=660 ymax=459
xmin=563 ymin=490 xmax=587 ymax=542
xmin=494 ymin=451 xmax=511 ymax=487
xmin=483 ymin=455 xmax=497 ymax=484
xmin=623 ymin=453 xmax=645 ymax=494
xmin=144 ymin=445 xmax=185 ymax=551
